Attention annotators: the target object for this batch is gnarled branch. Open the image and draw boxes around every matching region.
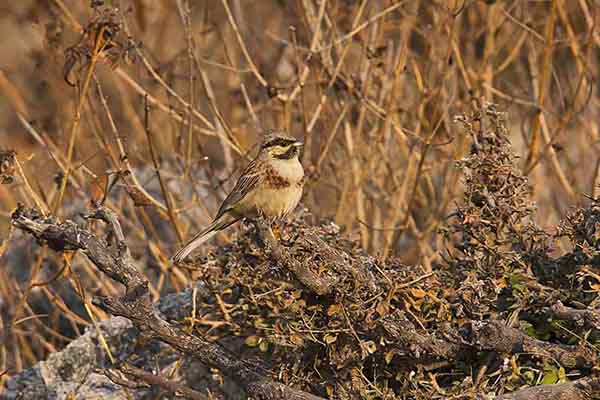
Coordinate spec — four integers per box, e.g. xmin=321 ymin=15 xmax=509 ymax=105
xmin=11 ymin=205 xmax=325 ymax=400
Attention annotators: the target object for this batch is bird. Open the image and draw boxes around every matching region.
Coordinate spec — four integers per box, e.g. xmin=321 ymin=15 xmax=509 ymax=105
xmin=172 ymin=132 xmax=304 ymax=263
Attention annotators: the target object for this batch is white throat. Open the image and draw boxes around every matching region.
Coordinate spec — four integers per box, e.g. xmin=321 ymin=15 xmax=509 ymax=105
xmin=269 ymin=156 xmax=304 ymax=182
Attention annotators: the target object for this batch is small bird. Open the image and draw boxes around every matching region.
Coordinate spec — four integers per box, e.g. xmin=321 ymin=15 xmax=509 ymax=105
xmin=172 ymin=132 xmax=304 ymax=263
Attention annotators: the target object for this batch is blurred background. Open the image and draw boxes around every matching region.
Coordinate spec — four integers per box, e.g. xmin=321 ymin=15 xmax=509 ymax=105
xmin=0 ymin=0 xmax=598 ymax=384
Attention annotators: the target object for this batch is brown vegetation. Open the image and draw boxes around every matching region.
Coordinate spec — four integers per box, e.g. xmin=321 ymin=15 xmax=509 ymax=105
xmin=1 ymin=1 xmax=599 ymax=399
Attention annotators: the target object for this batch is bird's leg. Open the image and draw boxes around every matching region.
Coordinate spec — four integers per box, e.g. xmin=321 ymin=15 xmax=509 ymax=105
xmin=251 ymin=213 xmax=272 ymax=244
xmin=271 ymin=218 xmax=281 ymax=240
xmin=250 ymin=216 xmax=262 ymax=241
xmin=249 ymin=217 xmax=260 ymax=233
xmin=253 ymin=213 xmax=280 ymax=241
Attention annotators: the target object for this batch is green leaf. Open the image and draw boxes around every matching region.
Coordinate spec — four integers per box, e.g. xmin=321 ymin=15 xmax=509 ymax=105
xmin=541 ymin=365 xmax=559 ymax=385
xmin=522 ymin=370 xmax=535 ymax=383
xmin=520 ymin=321 xmax=537 ymax=338
xmin=245 ymin=335 xmax=260 ymax=347
xmin=324 ymin=333 xmax=337 ymax=344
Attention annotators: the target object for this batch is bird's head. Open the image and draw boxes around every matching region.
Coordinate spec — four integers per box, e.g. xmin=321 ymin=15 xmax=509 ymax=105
xmin=261 ymin=132 xmax=303 ymax=160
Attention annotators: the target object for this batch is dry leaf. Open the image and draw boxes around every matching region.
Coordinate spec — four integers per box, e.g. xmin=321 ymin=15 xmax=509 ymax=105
xmin=409 ymin=288 xmax=427 ymax=299
xmin=327 ymin=304 xmax=341 ymax=316
xmin=376 ymin=301 xmax=389 ymax=316
xmin=290 ymin=335 xmax=304 ymax=346
xmin=259 ymin=340 xmax=269 ymax=352
xmin=89 ymin=174 xmax=109 ymax=206
xmin=363 ymin=340 xmax=377 ymax=354
xmin=125 ymin=185 xmax=155 ymax=207
xmin=0 ymin=149 xmax=16 ymax=184
xmin=384 ymin=350 xmax=395 ymax=364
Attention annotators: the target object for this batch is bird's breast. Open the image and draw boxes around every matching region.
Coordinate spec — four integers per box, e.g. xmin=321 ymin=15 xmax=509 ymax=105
xmin=265 ymin=158 xmax=304 ymax=187
xmin=252 ymin=158 xmax=304 ymax=218
xmin=252 ymin=185 xmax=303 ymax=219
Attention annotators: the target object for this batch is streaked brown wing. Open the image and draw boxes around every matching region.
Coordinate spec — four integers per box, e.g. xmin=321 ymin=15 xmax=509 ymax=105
xmin=215 ymin=158 xmax=261 ymax=219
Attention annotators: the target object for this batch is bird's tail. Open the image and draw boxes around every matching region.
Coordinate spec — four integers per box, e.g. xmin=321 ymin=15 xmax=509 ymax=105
xmin=172 ymin=213 xmax=240 ymax=263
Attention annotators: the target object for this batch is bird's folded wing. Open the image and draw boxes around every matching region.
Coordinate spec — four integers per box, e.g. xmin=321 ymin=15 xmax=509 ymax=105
xmin=215 ymin=159 xmax=261 ymax=219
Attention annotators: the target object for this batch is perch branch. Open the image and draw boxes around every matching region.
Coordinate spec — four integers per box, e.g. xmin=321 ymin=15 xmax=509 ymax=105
xmin=382 ymin=310 xmax=468 ymax=362
xmin=256 ymin=221 xmax=339 ymax=296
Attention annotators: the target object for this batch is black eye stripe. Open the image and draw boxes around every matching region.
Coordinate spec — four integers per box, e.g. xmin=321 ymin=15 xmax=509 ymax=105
xmin=262 ymin=137 xmax=298 ymax=149
xmin=273 ymin=145 xmax=299 ymax=159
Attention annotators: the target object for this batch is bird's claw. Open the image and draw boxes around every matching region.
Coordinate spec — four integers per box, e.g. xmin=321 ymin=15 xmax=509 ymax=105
xmin=271 ymin=224 xmax=281 ymax=239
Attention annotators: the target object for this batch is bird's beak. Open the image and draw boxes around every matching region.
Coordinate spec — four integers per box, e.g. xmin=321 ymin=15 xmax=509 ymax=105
xmin=293 ymin=141 xmax=304 ymax=148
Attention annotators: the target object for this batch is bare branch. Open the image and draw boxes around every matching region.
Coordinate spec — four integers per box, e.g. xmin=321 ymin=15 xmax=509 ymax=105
xmin=256 ymin=220 xmax=339 ymax=296
xmin=495 ymin=377 xmax=600 ymax=400
xmin=471 ymin=320 xmax=596 ymax=369
xmin=547 ymin=301 xmax=600 ymax=331
xmin=117 ymin=363 xmax=207 ymax=400
xmin=10 ymin=205 xmax=325 ymax=400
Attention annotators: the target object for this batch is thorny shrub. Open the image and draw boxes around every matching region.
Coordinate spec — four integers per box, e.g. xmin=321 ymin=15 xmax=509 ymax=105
xmin=160 ymin=101 xmax=599 ymax=398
